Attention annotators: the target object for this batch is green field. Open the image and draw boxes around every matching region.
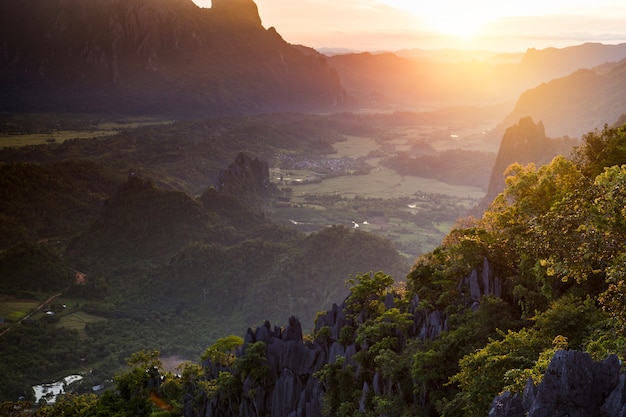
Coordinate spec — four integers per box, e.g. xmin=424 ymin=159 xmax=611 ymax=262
xmin=0 ymin=130 xmax=117 ymax=147
xmin=0 ymin=296 xmax=40 ymax=322
xmin=333 ymin=136 xmax=380 ymax=158
xmin=55 ymin=311 xmax=106 ymax=338
xmin=264 ymin=134 xmax=485 ymax=259
xmin=286 ymin=166 xmax=484 ymax=200
xmin=0 ymin=115 xmax=173 ymax=148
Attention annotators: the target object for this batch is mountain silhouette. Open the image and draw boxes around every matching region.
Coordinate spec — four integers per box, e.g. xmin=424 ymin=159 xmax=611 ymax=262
xmin=327 ymin=43 xmax=626 ymax=111
xmin=499 ymin=58 xmax=626 ymax=138
xmin=475 ymin=117 xmax=577 ymax=214
xmin=0 ymin=0 xmax=348 ymax=116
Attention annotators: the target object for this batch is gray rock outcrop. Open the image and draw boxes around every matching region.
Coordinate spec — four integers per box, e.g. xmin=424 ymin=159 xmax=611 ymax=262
xmin=488 ymin=350 xmax=623 ymax=417
xmin=197 ymin=280 xmax=468 ymax=417
xmin=458 ymin=256 xmax=502 ymax=304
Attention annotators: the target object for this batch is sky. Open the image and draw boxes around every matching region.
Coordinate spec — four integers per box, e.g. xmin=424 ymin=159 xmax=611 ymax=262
xmin=192 ymin=0 xmax=626 ymax=52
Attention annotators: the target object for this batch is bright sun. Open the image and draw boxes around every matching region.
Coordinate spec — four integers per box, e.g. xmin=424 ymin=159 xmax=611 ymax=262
xmin=428 ymin=14 xmax=486 ymax=39
xmin=381 ymin=0 xmax=502 ymax=40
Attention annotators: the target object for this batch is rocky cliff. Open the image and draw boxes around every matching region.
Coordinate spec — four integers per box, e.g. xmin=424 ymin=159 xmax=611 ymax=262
xmin=191 ymin=258 xmax=503 ymax=417
xmin=489 ymin=350 xmax=624 ymax=417
xmin=0 ymin=0 xmax=348 ymax=115
xmin=217 ymin=152 xmax=271 ymax=196
xmin=475 ymin=117 xmax=577 ymax=214
xmin=190 ymin=257 xmax=626 ymax=417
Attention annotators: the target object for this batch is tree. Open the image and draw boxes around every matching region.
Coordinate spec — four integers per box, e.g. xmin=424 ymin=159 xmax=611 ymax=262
xmin=314 ymin=357 xmax=358 ymax=417
xmin=345 ymin=272 xmax=395 ymax=321
xmin=445 ymin=328 xmax=550 ymax=417
xmin=33 ymin=394 xmax=99 ymax=417
xmin=573 ymin=123 xmax=626 ymax=178
xmin=480 ymin=157 xmax=591 ymax=311
xmin=201 ymin=335 xmax=243 ymax=370
xmin=101 ymin=350 xmax=170 ymax=417
xmin=590 ymin=165 xmax=626 ymax=330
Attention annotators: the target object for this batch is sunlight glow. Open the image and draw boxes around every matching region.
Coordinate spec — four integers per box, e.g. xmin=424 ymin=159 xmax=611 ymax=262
xmin=427 ymin=13 xmax=487 ymax=39
xmin=374 ymin=0 xmax=626 ymax=41
xmin=378 ymin=1 xmax=509 ymax=40
xmin=209 ymin=0 xmax=626 ymax=51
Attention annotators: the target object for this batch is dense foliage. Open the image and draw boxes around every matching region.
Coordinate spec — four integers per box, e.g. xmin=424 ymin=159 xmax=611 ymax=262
xmin=0 ymin=161 xmax=123 ymax=248
xmin=6 ymin=122 xmax=624 ymax=416
xmin=0 ymin=169 xmax=406 ymax=402
xmin=3 ymin=120 xmax=626 ymax=416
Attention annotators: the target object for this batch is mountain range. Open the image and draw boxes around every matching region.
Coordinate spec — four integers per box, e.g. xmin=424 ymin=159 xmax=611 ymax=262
xmin=327 ymin=43 xmax=626 ymax=120
xmin=4 ymin=1 xmax=626 ymax=414
xmin=4 ymin=0 xmax=626 ymax=124
xmin=499 ymin=59 xmax=626 ymax=138
xmin=0 ymin=0 xmax=347 ymax=116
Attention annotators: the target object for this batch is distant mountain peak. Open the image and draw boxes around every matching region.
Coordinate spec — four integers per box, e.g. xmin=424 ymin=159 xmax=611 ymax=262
xmin=0 ymin=0 xmax=347 ymax=115
xmin=474 ymin=117 xmax=577 ymax=215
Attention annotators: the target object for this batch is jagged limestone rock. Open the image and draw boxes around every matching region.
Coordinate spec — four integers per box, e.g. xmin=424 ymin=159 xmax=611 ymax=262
xmin=522 ymin=376 xmax=536 ymax=412
xmin=602 ymin=374 xmax=626 ymax=417
xmin=359 ymin=381 xmax=370 ymax=413
xmin=488 ymin=391 xmax=525 ymax=417
xmin=527 ymin=351 xmax=620 ymax=417
xmin=469 ymin=269 xmax=481 ymax=301
xmin=488 ymin=350 xmax=622 ymax=417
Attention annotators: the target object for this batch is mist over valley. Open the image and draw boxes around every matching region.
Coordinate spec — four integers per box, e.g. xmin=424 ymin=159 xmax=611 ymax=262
xmin=2 ymin=0 xmax=626 ymax=416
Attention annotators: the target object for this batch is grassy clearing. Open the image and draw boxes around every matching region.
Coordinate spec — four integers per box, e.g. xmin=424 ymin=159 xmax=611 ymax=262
xmin=434 ymin=221 xmax=456 ymax=233
xmin=394 ymin=122 xmax=500 ymax=153
xmin=285 ymin=166 xmax=485 ymax=200
xmin=266 ymin=132 xmax=485 ymax=260
xmin=56 ymin=311 xmax=106 ymax=337
xmin=270 ymin=168 xmax=322 ymax=186
xmin=0 ymin=116 xmax=173 ymax=148
xmin=266 ymin=190 xmax=474 ymax=260
xmin=0 ymin=298 xmax=40 ymax=322
xmin=95 ymin=118 xmax=173 ymax=131
xmin=333 ymin=136 xmax=380 ymax=158
xmin=0 ymin=130 xmax=117 ymax=147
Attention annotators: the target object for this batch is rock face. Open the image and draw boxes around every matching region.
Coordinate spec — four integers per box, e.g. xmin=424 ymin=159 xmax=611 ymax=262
xmin=195 ymin=286 xmax=459 ymax=417
xmin=488 ymin=350 xmax=623 ymax=417
xmin=211 ymin=0 xmax=262 ymax=26
xmin=195 ymin=259 xmax=623 ymax=417
xmin=216 ymin=152 xmax=272 ymax=203
xmin=202 ymin=317 xmax=326 ymax=417
xmin=0 ymin=0 xmax=347 ymax=115
xmin=475 ymin=117 xmax=578 ymax=214
xmin=458 ymin=256 xmax=502 ymax=305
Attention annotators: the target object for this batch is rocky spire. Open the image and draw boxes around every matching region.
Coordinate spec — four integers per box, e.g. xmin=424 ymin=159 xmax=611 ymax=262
xmin=473 ymin=117 xmax=576 ymax=215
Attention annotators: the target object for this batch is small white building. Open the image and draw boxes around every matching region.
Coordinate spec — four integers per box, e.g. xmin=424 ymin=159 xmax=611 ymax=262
xmin=32 ymin=375 xmax=83 ymax=404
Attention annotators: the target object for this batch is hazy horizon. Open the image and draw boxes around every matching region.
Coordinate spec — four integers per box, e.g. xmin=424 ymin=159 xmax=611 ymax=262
xmin=193 ymin=0 xmax=626 ymax=52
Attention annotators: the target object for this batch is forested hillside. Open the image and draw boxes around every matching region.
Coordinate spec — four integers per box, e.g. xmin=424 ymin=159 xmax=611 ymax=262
xmin=5 ymin=122 xmax=626 ymax=415
xmin=0 ymin=154 xmax=407 ymax=404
